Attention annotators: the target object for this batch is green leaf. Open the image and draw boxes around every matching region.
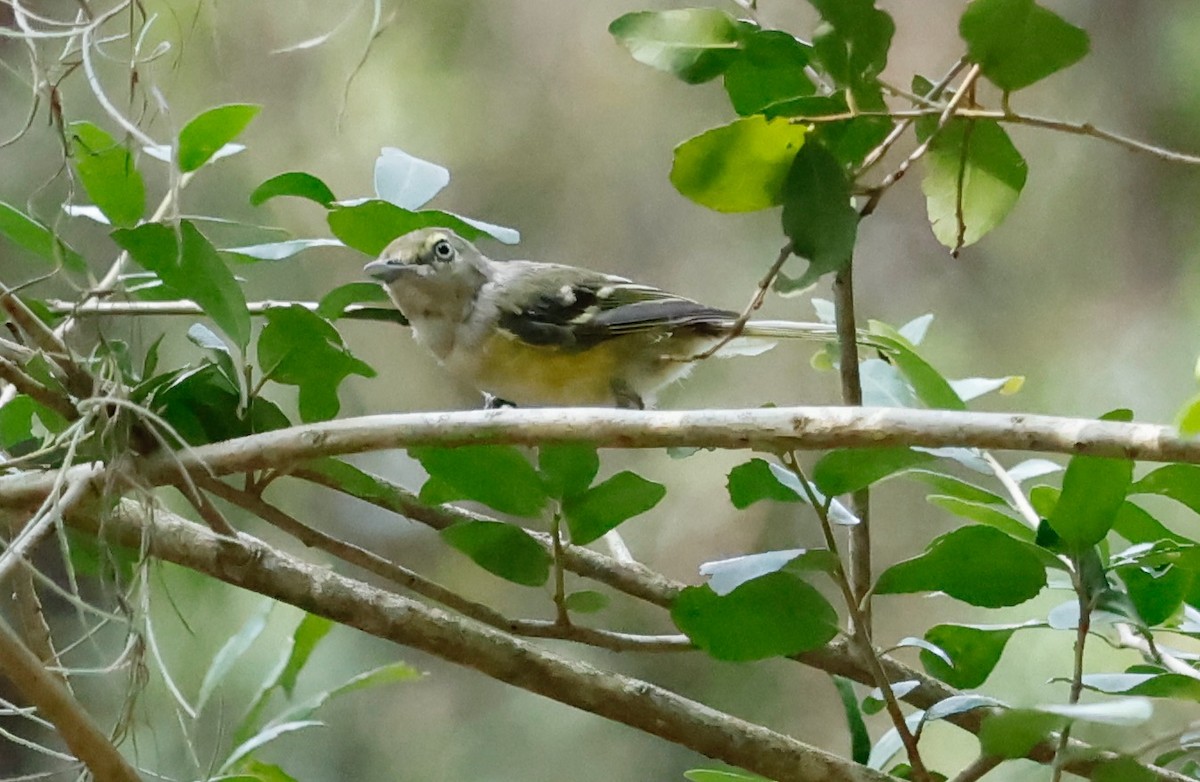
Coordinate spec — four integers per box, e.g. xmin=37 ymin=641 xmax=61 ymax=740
xmin=153 ymin=364 xmax=289 ymax=445
xmin=1048 ymin=450 xmax=1133 ymax=548
xmin=727 ymin=458 xmax=802 ymax=508
xmin=807 ymin=0 xmax=895 ymax=87
xmin=959 ymin=0 xmax=1090 ymax=92
xmin=1131 ymin=464 xmax=1200 ymax=515
xmin=276 ymin=614 xmax=335 ymax=696
xmin=563 ymin=590 xmax=609 ymax=614
xmin=112 ymin=221 xmax=251 ymax=350
xmin=1176 ymin=393 xmax=1200 ymax=436
xmin=920 ymin=622 xmax=1033 ymax=688
xmin=1093 ymin=757 xmax=1158 ymax=782
xmin=327 ymin=201 xmax=494 ymax=256
xmin=69 ymin=121 xmax=146 ymax=228
xmin=257 ymin=305 xmax=375 ymax=422
xmin=0 ymin=202 xmax=86 ymax=272
xmin=198 ymin=602 xmax=272 ymax=712
xmin=723 ymin=30 xmax=815 ymax=116
xmin=178 ymin=104 xmax=261 ymax=172
xmin=908 ymin=470 xmax=1007 ymax=505
xmin=1116 ymin=563 xmax=1191 ymax=626
xmin=1081 ymin=672 xmax=1200 ymax=703
xmin=813 ymin=447 xmax=935 ymax=496
xmin=671 ymin=116 xmax=808 ymax=213
xmin=1113 ymin=501 xmax=1189 ymax=545
xmin=672 ymin=572 xmax=839 ymax=661
xmin=441 ymin=520 xmax=551 ymax=586
xmin=927 ymin=495 xmax=1034 ymax=541
xmin=832 ymin=676 xmax=872 ymax=765
xmin=918 ymin=118 xmax=1027 ymax=252
xmin=250 ymin=171 xmax=337 ymax=207
xmin=685 ymin=771 xmax=771 ymax=782
xmin=409 ymin=445 xmax=548 ymax=517
xmin=868 ymin=324 xmax=965 ymax=410
xmin=779 ymin=142 xmax=858 ymax=288
xmin=978 ymin=708 xmax=1064 ymax=758
xmin=608 ymin=8 xmax=742 ymax=84
xmin=537 ymin=444 xmax=599 ymax=499
xmin=563 ymin=471 xmax=665 ymax=545
xmin=318 ymin=281 xmax=390 ymax=314
xmin=875 ymin=525 xmax=1047 ymax=607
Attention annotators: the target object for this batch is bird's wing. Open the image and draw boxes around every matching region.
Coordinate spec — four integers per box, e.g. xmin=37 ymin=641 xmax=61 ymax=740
xmin=490 ymin=261 xmax=735 ymax=350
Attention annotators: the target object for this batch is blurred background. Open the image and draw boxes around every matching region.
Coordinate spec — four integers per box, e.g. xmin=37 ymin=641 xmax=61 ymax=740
xmin=1 ymin=1 xmax=1199 ymax=780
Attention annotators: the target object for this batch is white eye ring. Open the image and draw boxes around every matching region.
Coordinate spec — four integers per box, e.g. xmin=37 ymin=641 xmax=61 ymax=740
xmin=432 ymin=239 xmax=454 ymax=261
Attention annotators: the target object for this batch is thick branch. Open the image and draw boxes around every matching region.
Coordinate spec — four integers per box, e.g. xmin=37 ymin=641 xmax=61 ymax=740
xmin=0 ymin=406 xmax=1190 ymax=509
xmin=77 ymin=501 xmax=894 ymax=782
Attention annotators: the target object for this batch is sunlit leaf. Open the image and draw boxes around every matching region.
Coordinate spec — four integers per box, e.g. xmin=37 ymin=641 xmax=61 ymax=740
xmin=69 ymin=121 xmax=146 ymax=228
xmin=609 ymin=8 xmax=742 ymax=84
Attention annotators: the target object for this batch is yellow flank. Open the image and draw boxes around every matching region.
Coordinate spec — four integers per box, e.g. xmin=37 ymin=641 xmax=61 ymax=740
xmin=471 ymin=330 xmax=629 ymax=406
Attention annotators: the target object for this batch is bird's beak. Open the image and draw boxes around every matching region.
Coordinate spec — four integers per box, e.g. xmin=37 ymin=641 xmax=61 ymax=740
xmin=363 ymin=259 xmax=404 ymax=283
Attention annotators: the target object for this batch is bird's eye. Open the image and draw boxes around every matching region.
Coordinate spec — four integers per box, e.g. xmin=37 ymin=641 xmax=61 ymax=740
xmin=432 ymin=240 xmax=455 ymax=261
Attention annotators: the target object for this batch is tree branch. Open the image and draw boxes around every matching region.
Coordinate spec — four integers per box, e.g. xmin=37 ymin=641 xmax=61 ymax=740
xmin=76 ymin=500 xmax=896 ymax=782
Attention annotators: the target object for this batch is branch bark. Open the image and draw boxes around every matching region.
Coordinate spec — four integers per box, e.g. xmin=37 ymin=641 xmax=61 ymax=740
xmin=77 ymin=500 xmax=895 ymax=782
xmin=0 ymin=405 xmax=1191 ymax=509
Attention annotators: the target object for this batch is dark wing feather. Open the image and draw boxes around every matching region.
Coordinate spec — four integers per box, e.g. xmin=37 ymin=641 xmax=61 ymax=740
xmin=495 ymin=266 xmax=735 ymax=351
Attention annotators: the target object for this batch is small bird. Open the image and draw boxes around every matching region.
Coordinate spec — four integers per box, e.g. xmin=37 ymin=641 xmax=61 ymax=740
xmin=364 ymin=227 xmax=842 ymax=409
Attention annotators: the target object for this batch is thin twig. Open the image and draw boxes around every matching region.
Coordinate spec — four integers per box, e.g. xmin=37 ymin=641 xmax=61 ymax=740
xmin=687 ymin=241 xmax=794 ymax=362
xmin=785 ymin=454 xmax=929 ymax=782
xmin=1051 ymin=562 xmax=1093 ymax=782
xmin=949 ymin=754 xmax=1002 ymax=782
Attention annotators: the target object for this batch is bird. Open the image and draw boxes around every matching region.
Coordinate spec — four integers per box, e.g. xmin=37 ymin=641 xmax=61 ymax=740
xmin=364 ymin=227 xmax=844 ymax=409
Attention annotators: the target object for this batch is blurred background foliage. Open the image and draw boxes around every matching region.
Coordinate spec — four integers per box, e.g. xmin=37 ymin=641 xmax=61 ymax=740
xmin=2 ymin=1 xmax=1200 ymax=780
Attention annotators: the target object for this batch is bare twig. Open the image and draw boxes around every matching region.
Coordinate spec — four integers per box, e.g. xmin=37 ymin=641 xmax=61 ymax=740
xmin=0 ymin=614 xmax=139 ymax=781
xmin=687 ymin=241 xmax=794 ymax=362
xmin=949 ymin=754 xmax=1002 ymax=782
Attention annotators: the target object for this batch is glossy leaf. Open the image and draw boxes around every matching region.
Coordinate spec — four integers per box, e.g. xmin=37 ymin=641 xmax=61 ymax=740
xmin=813 ymin=447 xmax=934 ymax=496
xmin=250 ymin=171 xmax=337 ymax=207
xmin=564 ymin=590 xmax=609 ymax=614
xmin=875 ymin=525 xmax=1047 ymax=607
xmin=928 ymin=495 xmax=1034 ymax=541
xmin=609 ymin=8 xmax=742 ymax=84
xmin=563 ymin=471 xmax=665 ymax=545
xmin=69 ymin=121 xmax=146 ymax=228
xmin=723 ymin=30 xmax=814 ymax=115
xmin=979 ymin=708 xmax=1063 ymax=758
xmin=671 ymin=116 xmax=807 ymax=213
xmin=0 ymin=202 xmax=85 ymax=272
xmin=111 ymin=221 xmax=251 ymax=350
xmin=918 ymin=118 xmax=1027 ymax=252
xmin=178 ymin=104 xmax=261 ymax=172
xmin=780 ymin=142 xmax=858 ymax=288
xmin=441 ymin=520 xmax=551 ymax=586
xmin=726 ymin=458 xmax=801 ymax=508
xmin=1048 ymin=449 xmax=1133 ymax=548
xmin=374 ymin=147 xmax=449 ymax=209
xmin=672 ymin=572 xmax=839 ymax=661
xmin=920 ymin=622 xmax=1036 ymax=688
xmin=960 ymin=0 xmax=1089 ymax=92
xmin=807 ymin=0 xmax=895 ymax=87
xmin=257 ymin=305 xmax=376 ymax=422
xmin=327 ymin=200 xmax=494 ymax=256
xmin=537 ymin=444 xmax=599 ymax=500
xmin=409 ymin=445 xmax=548 ymax=517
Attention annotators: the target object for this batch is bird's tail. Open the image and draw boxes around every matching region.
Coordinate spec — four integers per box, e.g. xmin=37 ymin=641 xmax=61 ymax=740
xmin=705 ymin=319 xmax=873 ymax=358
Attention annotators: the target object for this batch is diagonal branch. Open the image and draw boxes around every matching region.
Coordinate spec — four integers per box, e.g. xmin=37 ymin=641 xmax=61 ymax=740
xmin=77 ymin=499 xmax=895 ymax=782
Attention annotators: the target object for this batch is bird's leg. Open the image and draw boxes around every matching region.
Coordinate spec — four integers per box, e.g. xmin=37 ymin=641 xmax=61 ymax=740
xmin=611 ymin=380 xmax=645 ymax=410
xmin=483 ymin=393 xmax=517 ymax=409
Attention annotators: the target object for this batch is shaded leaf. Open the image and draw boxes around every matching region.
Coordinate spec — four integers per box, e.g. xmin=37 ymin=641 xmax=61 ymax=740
xmin=178 ymin=104 xmax=261 ymax=172
xmin=564 ymin=590 xmax=609 ymax=614
xmin=69 ymin=121 xmax=146 ymax=228
xmin=727 ymin=458 xmax=801 ymax=508
xmin=832 ymin=675 xmax=871 ymax=765
xmin=327 ymin=200 xmax=497 ymax=256
xmin=441 ymin=520 xmax=551 ymax=586
xmin=537 ymin=443 xmax=599 ymax=500
xmin=563 ymin=471 xmax=665 ymax=545
xmin=779 ymin=142 xmax=858 ymax=288
xmin=250 ymin=171 xmax=336 ymax=207
xmin=808 ymin=0 xmax=895 ymax=87
xmin=410 ymin=445 xmax=548 ymax=517
xmin=960 ymin=0 xmax=1089 ymax=91
xmin=875 ymin=525 xmax=1047 ymax=607
xmin=0 ymin=202 xmax=86 ymax=272
xmin=1048 ymin=450 xmax=1133 ymax=548
xmin=813 ymin=447 xmax=935 ymax=495
xmin=979 ymin=708 xmax=1063 ymax=758
xmin=672 ymin=573 xmax=839 ymax=661
xmin=920 ymin=622 xmax=1036 ymax=688
xmin=257 ymin=305 xmax=375 ymax=422
xmin=723 ymin=30 xmax=814 ymax=116
xmin=317 ymin=282 xmax=392 ymax=321
xmin=112 ymin=221 xmax=251 ymax=350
